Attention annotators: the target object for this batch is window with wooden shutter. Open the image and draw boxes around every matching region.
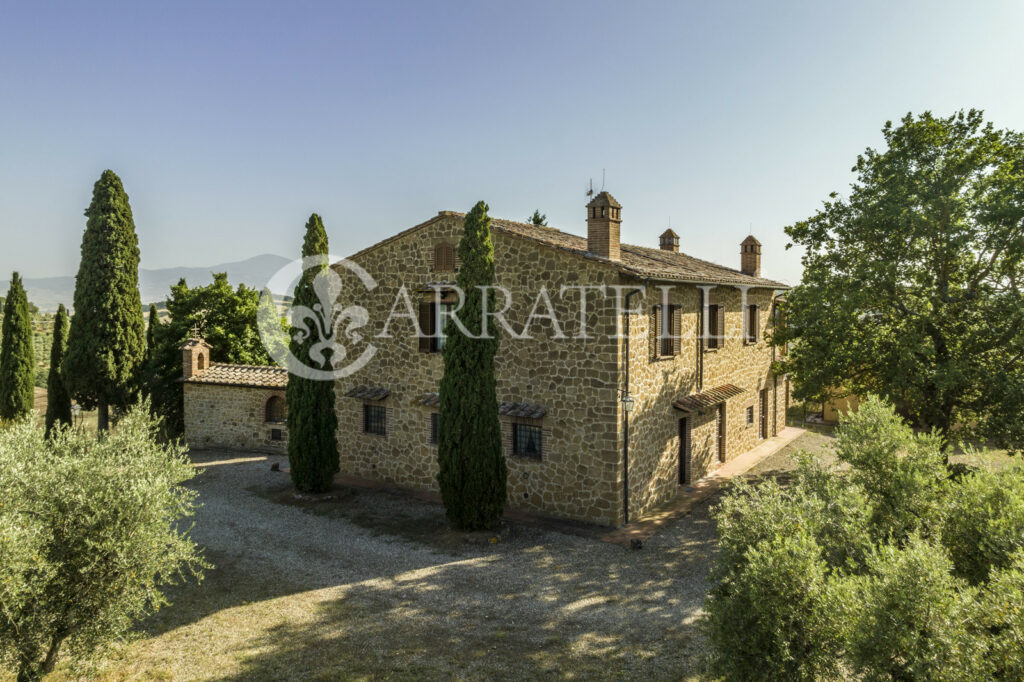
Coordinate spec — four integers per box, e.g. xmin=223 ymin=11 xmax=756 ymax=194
xmin=433 ymin=243 xmax=455 ymax=272
xmin=671 ymin=305 xmax=682 ymax=356
xmin=653 ymin=304 xmax=664 ymax=357
xmin=418 ymin=301 xmax=436 ymax=352
xmin=746 ymin=304 xmax=759 ymax=344
xmin=707 ymin=304 xmax=721 ymax=349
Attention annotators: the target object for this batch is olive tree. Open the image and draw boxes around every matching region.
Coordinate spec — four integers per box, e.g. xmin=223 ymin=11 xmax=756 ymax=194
xmin=0 ymin=404 xmax=206 ymax=681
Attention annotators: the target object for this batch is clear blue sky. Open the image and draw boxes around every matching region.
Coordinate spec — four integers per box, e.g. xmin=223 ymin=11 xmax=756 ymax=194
xmin=2 ymin=1 xmax=1022 ymax=285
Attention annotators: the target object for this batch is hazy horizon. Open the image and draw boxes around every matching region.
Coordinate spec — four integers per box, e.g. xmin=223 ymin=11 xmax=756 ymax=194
xmin=3 ymin=1 xmax=1023 ymax=285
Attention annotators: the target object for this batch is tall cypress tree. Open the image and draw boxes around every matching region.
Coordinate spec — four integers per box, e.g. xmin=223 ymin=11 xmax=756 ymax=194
xmin=45 ymin=303 xmax=72 ymax=433
xmin=64 ymin=170 xmax=146 ymax=431
xmin=0 ymin=272 xmax=35 ymax=420
xmin=146 ymin=303 xmax=160 ymax=357
xmin=286 ymin=214 xmax=339 ymax=492
xmin=437 ymin=201 xmax=506 ymax=530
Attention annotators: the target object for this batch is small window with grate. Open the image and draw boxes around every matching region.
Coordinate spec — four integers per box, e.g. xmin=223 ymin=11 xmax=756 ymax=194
xmin=746 ymin=406 xmax=754 ymax=425
xmin=363 ymin=404 xmax=386 ymax=436
xmin=512 ymin=423 xmax=543 ymax=459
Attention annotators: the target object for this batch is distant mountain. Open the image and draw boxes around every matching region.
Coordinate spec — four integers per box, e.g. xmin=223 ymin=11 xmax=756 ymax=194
xmin=2 ymin=254 xmax=293 ymax=313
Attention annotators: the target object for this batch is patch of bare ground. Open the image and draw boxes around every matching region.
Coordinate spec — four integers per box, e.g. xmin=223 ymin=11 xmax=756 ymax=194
xmin=48 ymin=450 xmax=713 ymax=681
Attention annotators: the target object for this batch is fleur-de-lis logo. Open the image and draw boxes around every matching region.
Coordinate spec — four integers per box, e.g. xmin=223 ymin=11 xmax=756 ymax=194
xmin=258 ymin=256 xmax=378 ymax=380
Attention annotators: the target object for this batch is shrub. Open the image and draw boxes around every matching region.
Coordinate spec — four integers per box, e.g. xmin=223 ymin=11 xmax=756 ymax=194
xmin=834 ymin=395 xmax=948 ymax=542
xmin=704 ymin=529 xmax=851 ymax=681
xmin=0 ymin=404 xmax=206 ymax=681
xmin=942 ymin=467 xmax=1024 ymax=584
xmin=847 ymin=536 xmax=982 ymax=681
xmin=972 ymin=550 xmax=1024 ymax=679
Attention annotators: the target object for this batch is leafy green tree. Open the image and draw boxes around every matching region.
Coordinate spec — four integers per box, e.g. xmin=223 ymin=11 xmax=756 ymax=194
xmin=972 ymin=550 xmax=1024 ymax=679
xmin=705 ymin=530 xmax=851 ymax=681
xmin=706 ymin=397 xmax=1024 ymax=680
xmin=286 ymin=214 xmax=339 ymax=493
xmin=847 ymin=536 xmax=983 ymax=681
xmin=147 ymin=274 xmax=272 ymax=435
xmin=833 ymin=396 xmax=948 ymax=542
xmin=528 ymin=209 xmax=547 ymax=226
xmin=0 ymin=403 xmax=206 ymax=681
xmin=776 ymin=111 xmax=1024 ymax=451
xmin=44 ymin=304 xmax=71 ymax=435
xmin=942 ymin=467 xmax=1024 ymax=584
xmin=64 ymin=170 xmax=146 ymax=431
xmin=0 ymin=273 xmax=35 ymax=420
xmin=437 ymin=201 xmax=507 ymax=530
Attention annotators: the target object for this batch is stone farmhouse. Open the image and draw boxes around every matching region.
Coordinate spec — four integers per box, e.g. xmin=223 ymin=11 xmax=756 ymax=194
xmin=183 ymin=191 xmax=789 ymax=527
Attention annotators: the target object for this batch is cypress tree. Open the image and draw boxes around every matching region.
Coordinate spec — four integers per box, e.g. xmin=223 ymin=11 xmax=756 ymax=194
xmin=64 ymin=170 xmax=146 ymax=431
xmin=437 ymin=201 xmax=507 ymax=530
xmin=45 ymin=304 xmax=72 ymax=433
xmin=0 ymin=273 xmax=35 ymax=420
xmin=146 ymin=304 xmax=160 ymax=358
xmin=286 ymin=214 xmax=339 ymax=492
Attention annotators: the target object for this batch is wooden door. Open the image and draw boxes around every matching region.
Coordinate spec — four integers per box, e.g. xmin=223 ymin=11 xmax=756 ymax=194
xmin=678 ymin=418 xmax=690 ymax=485
xmin=717 ymin=404 xmax=726 ymax=462
xmin=759 ymin=388 xmax=768 ymax=439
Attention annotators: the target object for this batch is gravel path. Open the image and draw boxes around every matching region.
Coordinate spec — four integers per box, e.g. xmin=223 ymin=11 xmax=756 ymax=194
xmin=133 ymin=450 xmax=719 ymax=680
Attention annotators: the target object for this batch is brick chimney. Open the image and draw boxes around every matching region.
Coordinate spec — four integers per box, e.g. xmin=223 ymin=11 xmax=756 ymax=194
xmin=586 ymin=191 xmax=622 ymax=260
xmin=659 ymin=229 xmax=679 ymax=252
xmin=741 ymin=235 xmax=762 ymax=277
xmin=181 ymin=337 xmax=213 ymax=379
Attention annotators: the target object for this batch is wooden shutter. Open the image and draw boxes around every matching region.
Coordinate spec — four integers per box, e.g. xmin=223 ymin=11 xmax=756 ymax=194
xmin=707 ymin=304 xmax=718 ymax=349
xmin=717 ymin=304 xmax=725 ymax=348
xmin=418 ymin=301 xmax=435 ymax=352
xmin=653 ymin=304 xmax=663 ymax=358
xmin=751 ymin=305 xmax=759 ymax=343
xmin=671 ymin=305 xmax=681 ymax=355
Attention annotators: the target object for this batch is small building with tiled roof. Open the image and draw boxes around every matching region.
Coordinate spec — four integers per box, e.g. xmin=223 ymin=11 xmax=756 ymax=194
xmin=181 ymin=338 xmax=289 ymax=454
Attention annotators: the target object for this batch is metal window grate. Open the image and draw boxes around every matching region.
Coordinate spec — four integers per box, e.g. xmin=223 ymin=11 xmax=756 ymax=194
xmin=512 ymin=423 xmax=543 ymax=459
xmin=430 ymin=413 xmax=439 ymax=444
xmin=363 ymin=404 xmax=386 ymax=436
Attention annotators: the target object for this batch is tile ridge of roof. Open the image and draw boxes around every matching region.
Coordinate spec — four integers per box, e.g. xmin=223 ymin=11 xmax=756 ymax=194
xmin=208 ymin=362 xmax=288 ymax=371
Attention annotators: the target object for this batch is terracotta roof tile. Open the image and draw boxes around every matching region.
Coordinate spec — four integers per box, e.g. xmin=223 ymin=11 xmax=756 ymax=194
xmin=342 ymin=210 xmax=788 ymax=289
xmin=184 ymin=362 xmax=288 ymax=389
xmin=672 ymin=384 xmax=745 ymax=413
xmin=345 ymin=385 xmax=391 ymax=401
xmin=498 ymin=401 xmax=548 ymax=419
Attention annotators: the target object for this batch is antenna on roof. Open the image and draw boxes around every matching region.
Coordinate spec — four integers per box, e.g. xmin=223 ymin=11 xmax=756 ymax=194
xmin=601 ymin=168 xmax=606 ymax=190
xmin=586 ymin=179 xmax=594 ymax=198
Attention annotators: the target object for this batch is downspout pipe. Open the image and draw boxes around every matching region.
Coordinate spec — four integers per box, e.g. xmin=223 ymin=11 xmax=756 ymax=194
xmin=622 ymin=287 xmax=643 ymax=526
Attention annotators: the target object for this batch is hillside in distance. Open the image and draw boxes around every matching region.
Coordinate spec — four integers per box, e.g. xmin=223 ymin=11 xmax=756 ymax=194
xmin=3 ymin=254 xmax=292 ymax=313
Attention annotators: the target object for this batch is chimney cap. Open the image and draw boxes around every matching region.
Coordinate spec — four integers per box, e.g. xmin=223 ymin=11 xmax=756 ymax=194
xmin=180 ymin=337 xmax=212 ymax=351
xmin=586 ymin=191 xmax=621 ymax=209
xmin=660 ymin=228 xmax=679 ymax=240
xmin=741 ymin=235 xmax=761 ymax=246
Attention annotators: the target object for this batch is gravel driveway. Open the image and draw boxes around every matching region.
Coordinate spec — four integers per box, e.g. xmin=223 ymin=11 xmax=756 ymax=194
xmin=130 ymin=450 xmax=719 ymax=680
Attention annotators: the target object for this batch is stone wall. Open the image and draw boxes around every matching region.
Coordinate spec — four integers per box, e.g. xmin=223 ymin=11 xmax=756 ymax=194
xmin=183 ymin=383 xmax=288 ymax=454
xmin=332 ymin=213 xmax=624 ymax=526
xmin=622 ymin=283 xmax=787 ymax=518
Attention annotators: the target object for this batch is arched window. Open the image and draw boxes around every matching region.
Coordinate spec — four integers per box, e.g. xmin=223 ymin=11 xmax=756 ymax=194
xmin=265 ymin=396 xmax=286 ymax=423
xmin=197 ymin=353 xmax=205 ymax=370
xmin=433 ymin=242 xmax=456 ymax=272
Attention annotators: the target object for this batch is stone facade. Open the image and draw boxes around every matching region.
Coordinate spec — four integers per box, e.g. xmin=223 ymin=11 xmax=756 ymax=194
xmin=179 ymin=195 xmax=788 ymax=527
xmin=329 ymin=207 xmax=787 ymax=526
xmin=183 ymin=383 xmax=288 ymax=454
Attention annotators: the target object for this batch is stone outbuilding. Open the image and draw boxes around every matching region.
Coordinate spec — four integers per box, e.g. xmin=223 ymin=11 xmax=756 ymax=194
xmin=181 ymin=338 xmax=289 ymax=454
